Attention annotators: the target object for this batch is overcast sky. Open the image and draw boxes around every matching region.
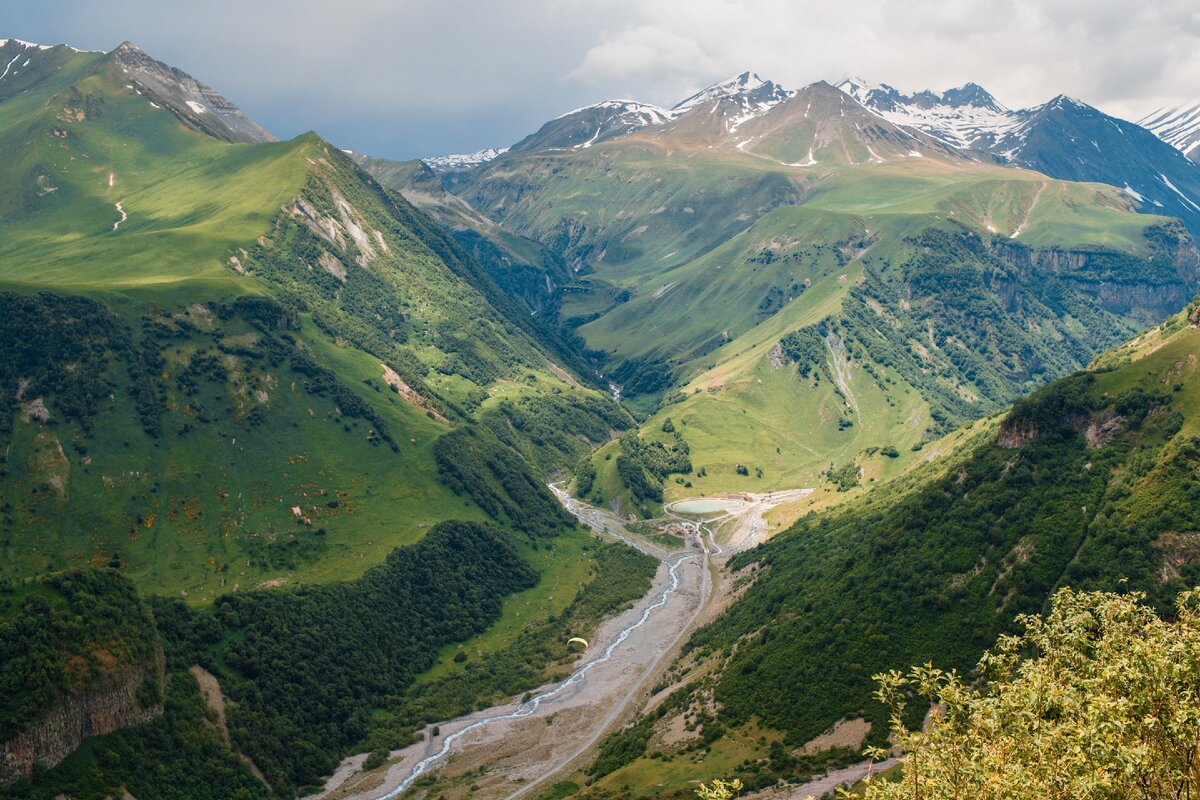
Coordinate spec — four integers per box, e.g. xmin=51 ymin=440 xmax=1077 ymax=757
xmin=7 ymin=0 xmax=1200 ymax=160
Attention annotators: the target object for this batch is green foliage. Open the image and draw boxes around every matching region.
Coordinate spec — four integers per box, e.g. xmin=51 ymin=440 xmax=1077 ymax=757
xmin=289 ymin=348 xmax=399 ymax=451
xmin=363 ymin=750 xmax=388 ymax=771
xmin=372 ymin=543 xmax=655 ymax=745
xmin=608 ymin=358 xmax=675 ymax=398
xmin=686 ymin=366 xmax=1196 ymax=755
xmin=154 ymin=521 xmax=537 ymax=792
xmin=862 ymin=588 xmax=1200 ymax=800
xmin=841 ymin=228 xmax=1136 ymax=436
xmin=534 ymin=780 xmax=582 ymax=800
xmin=588 ymin=685 xmax=693 ymax=779
xmin=0 ymin=294 xmax=468 ymax=595
xmin=825 ymin=461 xmax=861 ymax=492
xmin=435 ymin=423 xmax=571 ymax=538
xmin=0 ymin=569 xmax=158 ymax=741
xmin=615 ymin=432 xmax=692 ymax=506
xmin=779 ymin=326 xmax=831 ymax=381
xmin=1004 ymin=372 xmax=1099 ymax=440
xmin=574 ymin=456 xmax=597 ymax=498
xmin=239 ymin=152 xmax=557 ymax=418
xmin=435 ymin=393 xmax=629 ymax=537
xmin=4 ymin=673 xmax=268 ymax=800
xmin=0 ymin=293 xmax=159 ymax=456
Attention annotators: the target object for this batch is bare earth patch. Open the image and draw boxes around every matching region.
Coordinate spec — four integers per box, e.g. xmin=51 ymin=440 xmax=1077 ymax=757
xmin=380 ymin=364 xmax=449 ymax=423
xmin=800 ymin=717 xmax=871 ymax=755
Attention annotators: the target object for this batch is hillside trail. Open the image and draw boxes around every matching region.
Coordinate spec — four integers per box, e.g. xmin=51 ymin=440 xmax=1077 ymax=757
xmin=309 ymin=489 xmax=720 ymax=800
xmin=1010 ymin=181 xmax=1047 ymax=239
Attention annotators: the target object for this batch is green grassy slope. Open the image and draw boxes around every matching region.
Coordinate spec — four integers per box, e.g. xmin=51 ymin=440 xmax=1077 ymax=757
xmin=579 ymin=298 xmax=1200 ymax=799
xmin=460 ymin=124 xmax=1198 ymax=512
xmin=356 ymin=155 xmax=577 ymax=313
xmin=0 ymin=42 xmax=624 ymax=599
xmin=0 ymin=39 xmax=655 ymax=799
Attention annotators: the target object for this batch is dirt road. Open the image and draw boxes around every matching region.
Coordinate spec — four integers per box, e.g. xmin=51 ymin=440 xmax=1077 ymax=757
xmin=665 ymin=488 xmax=813 ymax=552
xmin=774 ymin=757 xmax=901 ymax=799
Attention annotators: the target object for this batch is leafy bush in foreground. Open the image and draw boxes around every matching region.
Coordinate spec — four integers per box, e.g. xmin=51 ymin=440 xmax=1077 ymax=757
xmin=862 ymin=587 xmax=1200 ymax=800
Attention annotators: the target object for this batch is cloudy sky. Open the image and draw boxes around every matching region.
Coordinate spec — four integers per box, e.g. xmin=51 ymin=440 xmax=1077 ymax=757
xmin=7 ymin=0 xmax=1200 ymax=159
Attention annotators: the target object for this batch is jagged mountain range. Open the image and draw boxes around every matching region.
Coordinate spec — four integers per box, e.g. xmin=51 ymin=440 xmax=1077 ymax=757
xmin=837 ymin=78 xmax=1200 ymax=234
xmin=425 ymin=71 xmax=1200 ymax=235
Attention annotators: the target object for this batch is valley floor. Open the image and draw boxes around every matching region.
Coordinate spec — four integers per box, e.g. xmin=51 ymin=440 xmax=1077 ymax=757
xmin=309 ymin=484 xmax=816 ymax=800
xmin=310 ymin=507 xmax=679 ymax=798
xmin=664 ymin=489 xmax=814 ymax=552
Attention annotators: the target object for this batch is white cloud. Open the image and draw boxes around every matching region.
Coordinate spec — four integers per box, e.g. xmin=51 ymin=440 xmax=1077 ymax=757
xmin=8 ymin=0 xmax=1200 ymax=157
xmin=571 ymin=25 xmax=720 ymax=91
xmin=563 ymin=0 xmax=1200 ymax=122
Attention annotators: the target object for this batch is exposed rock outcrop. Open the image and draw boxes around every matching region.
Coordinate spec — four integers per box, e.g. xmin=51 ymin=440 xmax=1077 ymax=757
xmin=997 ymin=420 xmax=1039 ymax=449
xmin=108 ymin=42 xmax=275 ymax=144
xmin=989 ymin=233 xmax=1200 ymax=324
xmin=1085 ymin=411 xmax=1126 ymax=449
xmin=0 ymin=646 xmax=164 ymax=785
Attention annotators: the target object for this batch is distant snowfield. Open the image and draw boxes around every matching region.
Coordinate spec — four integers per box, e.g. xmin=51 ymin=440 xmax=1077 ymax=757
xmin=836 ymin=76 xmax=1022 ymax=148
xmin=423 ymin=146 xmax=508 ymax=171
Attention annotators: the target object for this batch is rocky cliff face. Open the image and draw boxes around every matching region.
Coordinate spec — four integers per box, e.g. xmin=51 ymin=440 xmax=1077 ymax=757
xmin=997 ymin=419 xmax=1040 ymax=449
xmin=108 ymin=42 xmax=275 ymax=144
xmin=989 ymin=229 xmax=1200 ymax=325
xmin=0 ymin=646 xmax=164 ymax=785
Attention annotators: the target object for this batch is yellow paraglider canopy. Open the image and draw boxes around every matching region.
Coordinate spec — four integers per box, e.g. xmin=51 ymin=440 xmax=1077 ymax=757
xmin=567 ymin=636 xmax=588 ymax=649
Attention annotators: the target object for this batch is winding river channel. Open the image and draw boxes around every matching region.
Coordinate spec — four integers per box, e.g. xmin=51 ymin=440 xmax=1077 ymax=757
xmin=375 ymin=503 xmax=702 ymax=797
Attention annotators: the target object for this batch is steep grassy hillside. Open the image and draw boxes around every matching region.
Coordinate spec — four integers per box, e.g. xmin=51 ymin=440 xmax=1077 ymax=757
xmin=356 ymin=154 xmax=580 ymax=323
xmin=457 ymin=98 xmax=1198 ymax=511
xmin=0 ymin=40 xmax=624 ymax=598
xmin=579 ymin=298 xmax=1200 ymax=799
xmin=0 ymin=40 xmax=657 ymax=798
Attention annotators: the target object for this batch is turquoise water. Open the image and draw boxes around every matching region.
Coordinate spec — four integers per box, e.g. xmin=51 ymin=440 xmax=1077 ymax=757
xmin=673 ymin=499 xmax=737 ymax=514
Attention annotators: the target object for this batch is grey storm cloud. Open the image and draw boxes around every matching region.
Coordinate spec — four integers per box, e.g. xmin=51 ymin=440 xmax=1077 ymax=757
xmin=6 ymin=0 xmax=1200 ymax=159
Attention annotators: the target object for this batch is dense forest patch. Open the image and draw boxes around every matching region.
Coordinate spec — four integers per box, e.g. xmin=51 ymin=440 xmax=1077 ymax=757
xmin=154 ymin=520 xmax=537 ymax=793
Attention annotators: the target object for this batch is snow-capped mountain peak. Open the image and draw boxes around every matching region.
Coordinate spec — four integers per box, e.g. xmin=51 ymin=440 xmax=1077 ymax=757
xmin=670 ymin=71 xmax=791 ymax=134
xmin=556 ymin=99 xmax=672 ymax=125
xmin=836 ymin=77 xmax=1016 ymax=149
xmin=836 ymin=77 xmax=902 ymax=109
xmin=940 ymin=82 xmax=1006 ymax=112
xmin=0 ymin=38 xmax=53 ymax=51
xmin=1044 ymin=94 xmax=1088 ymax=112
xmin=672 ymin=71 xmax=790 ymax=114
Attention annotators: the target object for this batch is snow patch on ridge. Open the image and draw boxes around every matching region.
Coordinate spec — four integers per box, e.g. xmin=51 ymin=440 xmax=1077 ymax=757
xmin=556 ymin=99 xmax=672 ymax=124
xmin=0 ymin=39 xmax=95 ymax=54
xmin=423 ymin=147 xmax=509 ymax=171
xmin=1157 ymin=173 xmax=1200 ymax=213
xmin=837 ymin=76 xmax=1018 ymax=149
xmin=1139 ymin=100 xmax=1200 ymax=159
